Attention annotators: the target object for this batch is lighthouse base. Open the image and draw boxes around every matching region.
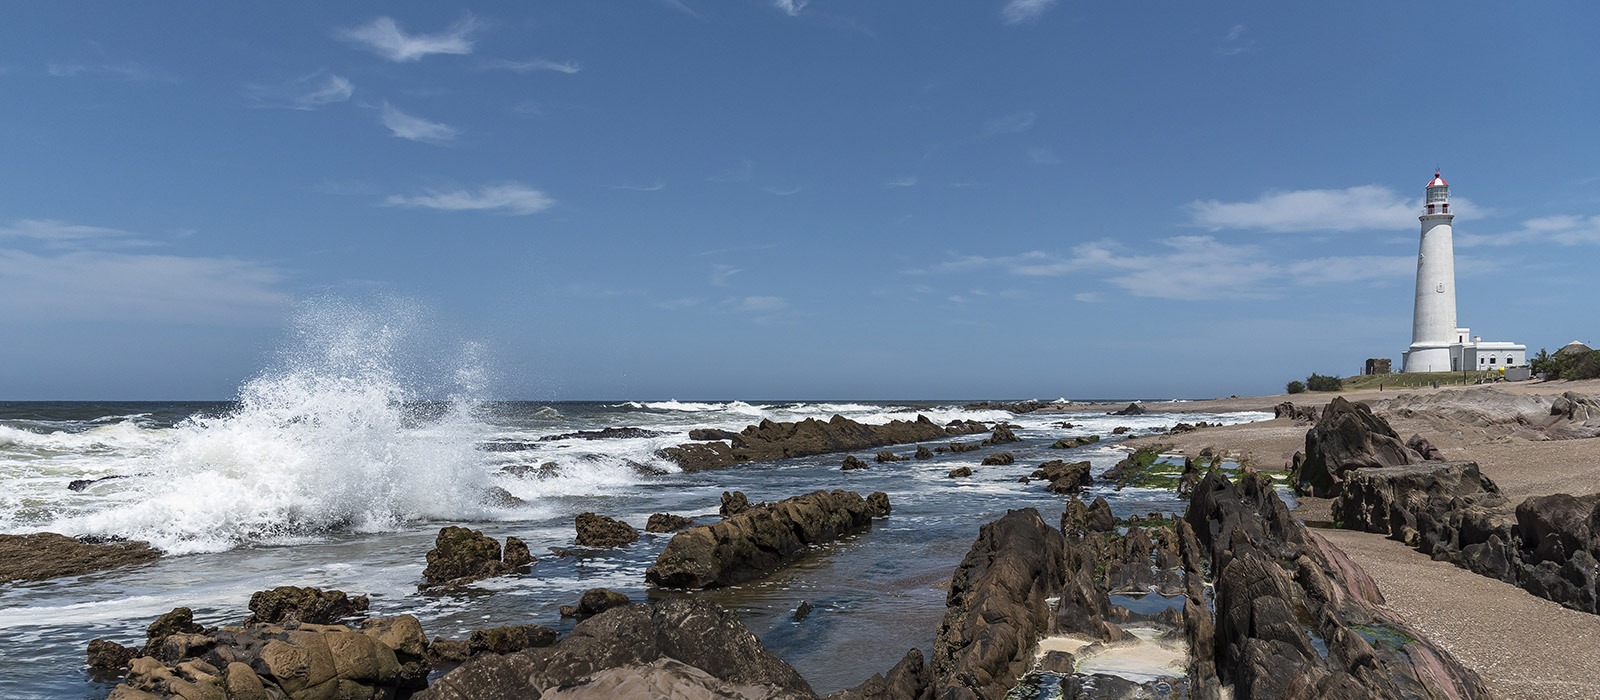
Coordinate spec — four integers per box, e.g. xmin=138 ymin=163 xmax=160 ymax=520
xmin=1402 ymin=346 xmax=1454 ymax=373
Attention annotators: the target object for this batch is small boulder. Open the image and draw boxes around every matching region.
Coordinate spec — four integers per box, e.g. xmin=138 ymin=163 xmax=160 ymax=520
xmin=720 ymin=491 xmax=750 ymax=517
xmin=1112 ymin=402 xmax=1146 ymax=416
xmin=875 ymin=450 xmax=904 ymax=463
xmin=421 ymin=526 xmax=532 ymax=590
xmin=985 ymin=424 xmax=1019 ymax=445
xmin=646 ymin=513 xmax=695 ymax=533
xmin=1112 ymin=426 xmax=1131 ymax=435
xmin=560 ymin=588 xmax=632 ymax=620
xmin=947 ymin=466 xmax=973 ymax=478
xmin=914 ymin=445 xmax=933 ymax=460
xmin=981 ymin=452 xmax=1015 ymax=466
xmin=841 ymin=455 xmax=870 ymax=471
xmin=866 ymin=491 xmax=892 ymax=517
xmin=468 ymin=625 xmax=558 ymax=655
xmin=87 ymin=638 xmax=136 ymax=672
xmin=574 ymin=513 xmax=639 ymax=548
xmin=246 ymin=586 xmax=370 ymax=625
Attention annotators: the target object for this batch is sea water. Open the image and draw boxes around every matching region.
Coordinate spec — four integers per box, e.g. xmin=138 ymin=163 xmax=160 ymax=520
xmin=0 ymin=307 xmax=1270 ymax=698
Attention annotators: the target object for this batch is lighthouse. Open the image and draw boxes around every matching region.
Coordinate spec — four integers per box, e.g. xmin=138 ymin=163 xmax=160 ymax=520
xmin=1402 ymin=171 xmax=1457 ymax=372
xmin=1400 ymin=171 xmax=1526 ymax=373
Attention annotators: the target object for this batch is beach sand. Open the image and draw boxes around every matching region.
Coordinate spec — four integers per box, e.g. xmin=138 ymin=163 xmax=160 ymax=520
xmin=1113 ymin=378 xmax=1600 ymax=699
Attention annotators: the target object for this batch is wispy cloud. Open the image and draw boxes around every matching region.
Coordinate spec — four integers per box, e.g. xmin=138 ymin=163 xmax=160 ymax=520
xmin=763 ymin=185 xmax=804 ymax=196
xmin=981 ymin=110 xmax=1037 ymax=137
xmin=339 ymin=14 xmax=481 ymax=62
xmin=46 ymin=62 xmax=178 ymax=83
xmin=480 ymin=58 xmax=580 ymax=74
xmin=734 ymin=296 xmax=788 ymax=312
xmin=655 ymin=297 xmax=701 ymax=310
xmin=654 ymin=0 xmax=699 ymax=16
xmin=709 ymin=159 xmax=756 ymax=183
xmin=605 ymin=180 xmax=666 ymax=192
xmin=886 ymin=176 xmax=918 ymax=188
xmin=0 ymin=219 xmax=286 ymax=323
xmin=380 ymin=102 xmax=458 ymax=143
xmin=1001 ymin=0 xmax=1058 ymax=25
xmin=244 ymin=72 xmax=354 ymax=110
xmin=1027 ymin=146 xmax=1060 ymax=165
xmin=1458 ymin=214 xmax=1600 ymax=247
xmin=384 ymin=183 xmax=555 ymax=215
xmin=0 ymin=219 xmax=129 ymax=245
xmin=711 ymin=264 xmax=741 ymax=286
xmin=773 ymin=0 xmax=809 ymax=16
xmin=1216 ymin=24 xmax=1256 ymax=56
xmin=1189 ymin=185 xmax=1419 ymax=232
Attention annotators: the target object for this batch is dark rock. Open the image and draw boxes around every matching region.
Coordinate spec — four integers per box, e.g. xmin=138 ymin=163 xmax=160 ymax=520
xmin=1169 ymin=422 xmax=1198 ymax=434
xmin=1031 ymin=460 xmax=1092 ymax=495
xmin=720 ymin=490 xmax=751 ymax=517
xmin=1274 ymin=401 xmax=1322 ymax=422
xmin=841 ymin=455 xmax=870 ymax=471
xmin=246 ymin=586 xmax=370 ymax=625
xmin=646 ymin=489 xmax=880 ymax=589
xmin=574 ymin=512 xmax=639 ymax=548
xmin=417 ymin=598 xmax=814 ymax=700
xmin=469 ymin=625 xmax=558 ymax=655
xmin=984 ymin=424 xmax=1019 ymax=446
xmin=658 ymin=414 xmax=989 ymax=471
xmin=429 ymin=637 xmax=473 ymax=663
xmin=87 ymin=638 xmax=136 ymax=672
xmin=503 ymin=536 xmax=534 ymax=567
xmin=946 ymin=441 xmax=980 ymax=453
xmin=875 ymin=450 xmax=905 ymax=463
xmin=980 ymin=452 xmax=1014 ymax=466
xmin=931 ymin=509 xmax=1066 ymax=700
xmin=67 ymin=474 xmax=128 ymax=492
xmin=1087 ymin=496 xmax=1117 ymax=532
xmin=0 ymin=532 xmax=159 ymax=584
xmin=646 ymin=513 xmax=695 ymax=533
xmin=689 ymin=428 xmax=741 ymax=441
xmin=1291 ymin=396 xmax=1423 ymax=498
xmin=825 ymin=648 xmax=931 ymax=700
xmin=1050 ymin=435 xmax=1099 ymax=449
xmin=947 ymin=466 xmax=972 ymax=478
xmin=914 ymin=445 xmax=933 ymax=460
xmin=1111 ymin=402 xmax=1146 ymax=416
xmin=793 ymin=601 xmax=813 ymax=622
xmin=1111 ymin=426 xmax=1131 ymax=435
xmin=1037 ymin=650 xmax=1075 ymax=674
xmin=538 ymin=426 xmax=666 ymax=441
xmin=1551 ymin=391 xmax=1600 ymax=421
xmin=866 ymin=491 xmax=892 ymax=517
xmin=1406 ymin=433 xmax=1446 ymax=461
xmin=964 ymin=400 xmax=1044 ymax=414
xmin=561 ymin=588 xmax=632 ymax=620
xmin=481 ymin=486 xmax=526 ymax=508
xmin=499 ymin=462 xmax=560 ymax=479
xmin=421 ymin=526 xmax=532 ymax=590
xmin=142 ymin=607 xmax=206 ymax=656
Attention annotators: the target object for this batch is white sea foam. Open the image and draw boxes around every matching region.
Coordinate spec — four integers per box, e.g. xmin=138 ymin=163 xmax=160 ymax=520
xmin=45 ymin=301 xmax=501 ymax=554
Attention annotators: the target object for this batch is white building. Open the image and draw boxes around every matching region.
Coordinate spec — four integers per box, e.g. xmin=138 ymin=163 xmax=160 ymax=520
xmin=1402 ymin=171 xmax=1525 ymax=372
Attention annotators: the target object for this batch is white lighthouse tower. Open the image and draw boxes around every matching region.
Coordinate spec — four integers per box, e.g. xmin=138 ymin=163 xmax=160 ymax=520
xmin=1402 ymin=171 xmax=1458 ymax=372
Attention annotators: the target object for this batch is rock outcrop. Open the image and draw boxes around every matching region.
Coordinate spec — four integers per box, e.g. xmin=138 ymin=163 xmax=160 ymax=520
xmin=824 ymin=648 xmax=931 ymax=700
xmin=1290 ymin=396 xmax=1422 ymax=497
xmin=418 ymin=598 xmax=814 ymax=700
xmin=559 ymin=588 xmax=632 ymax=621
xmin=980 ymin=452 xmax=1014 ymax=466
xmin=720 ymin=490 xmax=751 ymax=517
xmin=983 ymin=424 xmax=1019 ymax=445
xmin=841 ymin=455 xmax=869 ymax=471
xmin=246 ymin=586 xmax=370 ymax=625
xmin=1030 ymin=460 xmax=1092 ymax=494
xmin=645 ymin=513 xmax=694 ymax=533
xmin=0 ymin=532 xmax=159 ymax=584
xmin=646 ymin=489 xmax=887 ymax=589
xmin=420 ymin=526 xmax=534 ymax=590
xmin=1110 ymin=402 xmax=1146 ymax=416
xmin=1372 ymin=387 xmax=1600 ymax=441
xmin=574 ymin=512 xmax=639 ymax=548
xmin=657 ymin=414 xmax=989 ymax=471
xmin=1274 ymin=401 xmax=1322 ymax=422
xmin=1049 ymin=435 xmax=1099 ymax=449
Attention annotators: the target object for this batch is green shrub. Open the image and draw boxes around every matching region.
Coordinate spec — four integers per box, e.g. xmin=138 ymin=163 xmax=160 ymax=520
xmin=1531 ymin=348 xmax=1600 ymax=380
xmin=1306 ymin=373 xmax=1343 ymax=392
xmin=1286 ymin=380 xmax=1306 ymax=394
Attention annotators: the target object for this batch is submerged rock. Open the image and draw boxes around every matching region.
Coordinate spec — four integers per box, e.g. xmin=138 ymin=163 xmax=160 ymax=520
xmin=947 ymin=466 xmax=972 ymax=478
xmin=646 ymin=489 xmax=883 ymax=589
xmin=980 ymin=452 xmax=1014 ymax=466
xmin=657 ymin=414 xmax=989 ymax=471
xmin=645 ymin=513 xmax=695 ymax=533
xmin=1031 ymin=460 xmax=1092 ymax=495
xmin=574 ymin=512 xmax=639 ymax=548
xmin=559 ymin=588 xmax=632 ymax=621
xmin=420 ymin=526 xmax=534 ymax=590
xmin=537 ymin=426 xmax=666 ymax=441
xmin=841 ymin=455 xmax=870 ymax=471
xmin=0 ymin=532 xmax=159 ymax=584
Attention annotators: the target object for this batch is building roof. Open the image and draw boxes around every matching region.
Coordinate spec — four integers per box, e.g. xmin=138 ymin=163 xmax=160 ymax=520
xmin=1426 ymin=170 xmax=1448 ymax=188
xmin=1555 ymin=341 xmax=1593 ymax=356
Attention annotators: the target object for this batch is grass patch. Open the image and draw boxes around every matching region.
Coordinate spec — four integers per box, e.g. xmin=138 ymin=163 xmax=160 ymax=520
xmin=1339 ymin=371 xmax=1497 ymax=391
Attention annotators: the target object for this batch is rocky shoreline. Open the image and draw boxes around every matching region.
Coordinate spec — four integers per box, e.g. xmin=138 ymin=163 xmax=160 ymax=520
xmin=16 ymin=382 xmax=1600 ymax=698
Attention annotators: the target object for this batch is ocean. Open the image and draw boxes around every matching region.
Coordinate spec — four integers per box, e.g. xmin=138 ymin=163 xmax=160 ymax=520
xmin=0 ymin=320 xmax=1271 ymax=698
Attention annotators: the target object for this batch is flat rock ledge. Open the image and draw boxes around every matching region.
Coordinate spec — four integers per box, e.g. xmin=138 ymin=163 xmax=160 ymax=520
xmin=646 ymin=489 xmax=890 ymax=589
xmin=657 ymin=414 xmax=989 ymax=471
xmin=0 ymin=532 xmax=160 ymax=584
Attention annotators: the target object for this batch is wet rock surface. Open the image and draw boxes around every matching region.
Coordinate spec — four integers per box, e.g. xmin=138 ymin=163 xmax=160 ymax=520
xmin=418 ymin=598 xmax=814 ymax=700
xmin=573 ymin=512 xmax=639 ymax=548
xmin=645 ymin=512 xmax=695 ymax=533
xmin=1031 ymin=460 xmax=1093 ymax=494
xmin=0 ymin=532 xmax=160 ymax=584
xmin=657 ymin=414 xmax=989 ymax=471
xmin=646 ymin=489 xmax=886 ymax=589
xmin=537 ymin=426 xmax=666 ymax=441
xmin=420 ymin=526 xmax=534 ymax=590
xmin=246 ymin=586 xmax=370 ymax=626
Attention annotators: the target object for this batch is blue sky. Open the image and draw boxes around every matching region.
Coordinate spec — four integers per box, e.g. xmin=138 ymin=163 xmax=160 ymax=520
xmin=2 ymin=2 xmax=1597 ymax=401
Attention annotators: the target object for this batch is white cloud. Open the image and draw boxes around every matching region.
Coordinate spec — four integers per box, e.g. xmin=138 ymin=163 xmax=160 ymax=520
xmin=339 ymin=15 xmax=480 ymax=62
xmin=763 ymin=186 xmax=804 ymax=196
xmin=481 ymin=58 xmax=580 ymax=74
xmin=380 ymin=102 xmax=458 ymax=143
xmin=0 ymin=219 xmax=128 ymax=244
xmin=1001 ymin=0 xmax=1058 ymax=24
xmin=709 ymin=159 xmax=756 ymax=183
xmin=886 ymin=176 xmax=918 ymax=188
xmin=245 ymin=73 xmax=354 ymax=110
xmin=1189 ymin=185 xmax=1420 ymax=232
xmin=710 ymin=264 xmax=741 ymax=286
xmin=735 ymin=296 xmax=788 ymax=312
xmin=1458 ymin=214 xmax=1600 ymax=247
xmin=605 ymin=180 xmax=666 ymax=192
xmin=1217 ymin=24 xmax=1254 ymax=56
xmin=655 ymin=297 xmax=701 ymax=310
xmin=46 ymin=62 xmax=178 ymax=83
xmin=1283 ymin=255 xmax=1415 ymax=286
xmin=654 ymin=0 xmax=698 ymax=16
xmin=1027 ymin=146 xmax=1060 ymax=165
xmin=773 ymin=0 xmax=809 ymax=16
xmin=383 ymin=183 xmax=555 ymax=215
xmin=0 ymin=222 xmax=286 ymax=324
xmin=982 ymin=110 xmax=1037 ymax=137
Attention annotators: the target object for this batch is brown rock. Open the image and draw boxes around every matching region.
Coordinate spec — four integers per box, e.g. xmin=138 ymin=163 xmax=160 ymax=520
xmin=574 ymin=512 xmax=639 ymax=548
xmin=646 ymin=490 xmax=879 ymax=589
xmin=720 ymin=490 xmax=751 ymax=517
xmin=0 ymin=532 xmax=159 ymax=584
xmin=246 ymin=586 xmax=369 ymax=625
xmin=980 ymin=452 xmax=1014 ymax=466
xmin=866 ymin=491 xmax=891 ymax=517
xmin=841 ymin=455 xmax=870 ymax=471
xmin=946 ymin=466 xmax=972 ymax=478
xmin=656 ymin=414 xmax=989 ymax=471
xmin=646 ymin=513 xmax=695 ymax=532
xmin=421 ymin=526 xmax=531 ymax=589
xmin=468 ymin=625 xmax=558 ymax=654
xmin=562 ymin=588 xmax=632 ymax=620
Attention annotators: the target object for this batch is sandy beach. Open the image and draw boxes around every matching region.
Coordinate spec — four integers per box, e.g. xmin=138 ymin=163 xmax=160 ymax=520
xmin=1113 ymin=378 xmax=1600 ymax=700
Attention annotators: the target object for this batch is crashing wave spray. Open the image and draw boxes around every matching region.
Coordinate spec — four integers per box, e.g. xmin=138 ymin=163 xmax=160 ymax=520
xmin=59 ymin=299 xmax=497 ymax=554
